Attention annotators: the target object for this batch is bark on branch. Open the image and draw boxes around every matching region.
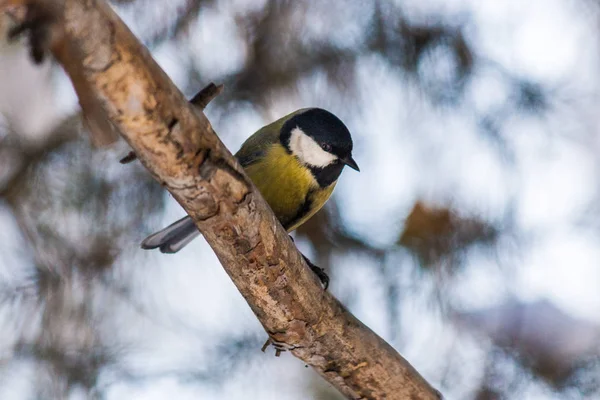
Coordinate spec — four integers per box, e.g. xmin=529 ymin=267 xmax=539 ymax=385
xmin=1 ymin=1 xmax=442 ymax=398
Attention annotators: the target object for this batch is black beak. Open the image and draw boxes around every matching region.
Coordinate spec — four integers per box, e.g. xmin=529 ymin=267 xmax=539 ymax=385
xmin=342 ymin=155 xmax=360 ymax=172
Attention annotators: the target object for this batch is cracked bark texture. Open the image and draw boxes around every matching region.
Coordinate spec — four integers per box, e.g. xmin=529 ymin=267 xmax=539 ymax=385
xmin=1 ymin=0 xmax=442 ymax=398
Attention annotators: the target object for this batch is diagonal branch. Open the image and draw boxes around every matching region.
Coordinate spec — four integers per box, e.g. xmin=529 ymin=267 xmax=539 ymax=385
xmin=1 ymin=0 xmax=442 ymax=398
xmin=119 ymin=82 xmax=223 ymax=164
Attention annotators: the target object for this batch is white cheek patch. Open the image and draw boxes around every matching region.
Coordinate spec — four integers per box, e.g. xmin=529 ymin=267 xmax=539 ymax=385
xmin=289 ymin=127 xmax=337 ymax=168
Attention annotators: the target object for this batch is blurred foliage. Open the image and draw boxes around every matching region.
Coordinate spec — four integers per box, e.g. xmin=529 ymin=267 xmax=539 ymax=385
xmin=1 ymin=0 xmax=600 ymax=399
xmin=456 ymin=299 xmax=600 ymax=390
xmin=399 ymin=202 xmax=497 ymax=269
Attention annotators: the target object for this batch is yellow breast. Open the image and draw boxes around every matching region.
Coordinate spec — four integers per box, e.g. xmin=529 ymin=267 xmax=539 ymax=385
xmin=243 ymin=144 xmax=336 ymax=231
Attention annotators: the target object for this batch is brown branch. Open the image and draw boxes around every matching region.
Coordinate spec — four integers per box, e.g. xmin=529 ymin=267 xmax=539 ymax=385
xmin=1 ymin=1 xmax=442 ymax=398
xmin=119 ymin=82 xmax=223 ymax=164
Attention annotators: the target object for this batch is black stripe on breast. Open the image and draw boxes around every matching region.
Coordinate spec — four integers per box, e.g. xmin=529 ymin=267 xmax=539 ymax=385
xmin=283 ymin=190 xmax=315 ymax=231
xmin=310 ymin=162 xmax=344 ymax=188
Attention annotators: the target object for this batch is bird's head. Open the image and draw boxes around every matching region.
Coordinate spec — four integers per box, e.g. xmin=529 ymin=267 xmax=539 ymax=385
xmin=280 ymin=108 xmax=359 ymax=186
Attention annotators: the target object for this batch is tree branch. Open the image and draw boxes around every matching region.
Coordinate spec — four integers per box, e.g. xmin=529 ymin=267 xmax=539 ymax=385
xmin=119 ymin=82 xmax=223 ymax=164
xmin=1 ymin=1 xmax=441 ymax=398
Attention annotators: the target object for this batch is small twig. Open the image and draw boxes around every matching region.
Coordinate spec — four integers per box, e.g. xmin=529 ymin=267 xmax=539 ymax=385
xmin=261 ymin=338 xmax=270 ymax=353
xmin=119 ymin=82 xmax=224 ymax=164
xmin=119 ymin=151 xmax=137 ymax=164
xmin=190 ymin=82 xmax=224 ymax=108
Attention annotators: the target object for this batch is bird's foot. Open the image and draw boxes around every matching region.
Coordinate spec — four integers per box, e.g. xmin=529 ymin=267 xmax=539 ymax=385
xmin=304 ymin=256 xmax=329 ymax=290
xmin=288 ymin=235 xmax=330 ymax=290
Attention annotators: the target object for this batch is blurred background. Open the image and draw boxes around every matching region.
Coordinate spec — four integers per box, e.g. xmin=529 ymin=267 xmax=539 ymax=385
xmin=1 ymin=0 xmax=600 ymax=399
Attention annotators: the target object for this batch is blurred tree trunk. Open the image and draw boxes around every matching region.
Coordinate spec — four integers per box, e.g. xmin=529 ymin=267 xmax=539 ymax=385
xmin=1 ymin=0 xmax=441 ymax=398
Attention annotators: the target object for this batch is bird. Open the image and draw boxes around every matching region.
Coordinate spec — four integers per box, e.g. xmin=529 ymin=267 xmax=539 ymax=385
xmin=141 ymin=107 xmax=359 ymax=287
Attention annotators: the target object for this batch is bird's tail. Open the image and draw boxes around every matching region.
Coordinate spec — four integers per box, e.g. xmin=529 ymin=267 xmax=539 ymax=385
xmin=141 ymin=216 xmax=200 ymax=253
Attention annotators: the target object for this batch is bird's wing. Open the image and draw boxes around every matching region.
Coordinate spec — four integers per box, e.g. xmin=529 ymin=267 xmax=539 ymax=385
xmin=234 ymin=109 xmax=309 ymax=167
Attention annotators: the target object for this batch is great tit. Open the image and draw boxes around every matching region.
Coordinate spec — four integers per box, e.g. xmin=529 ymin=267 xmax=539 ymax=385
xmin=141 ymin=108 xmax=359 ymax=283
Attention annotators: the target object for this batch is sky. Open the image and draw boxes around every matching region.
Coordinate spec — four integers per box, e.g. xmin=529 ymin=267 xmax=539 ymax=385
xmin=1 ymin=0 xmax=600 ymax=399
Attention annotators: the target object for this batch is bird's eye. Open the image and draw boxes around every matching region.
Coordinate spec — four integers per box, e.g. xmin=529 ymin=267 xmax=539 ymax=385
xmin=320 ymin=143 xmax=332 ymax=152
